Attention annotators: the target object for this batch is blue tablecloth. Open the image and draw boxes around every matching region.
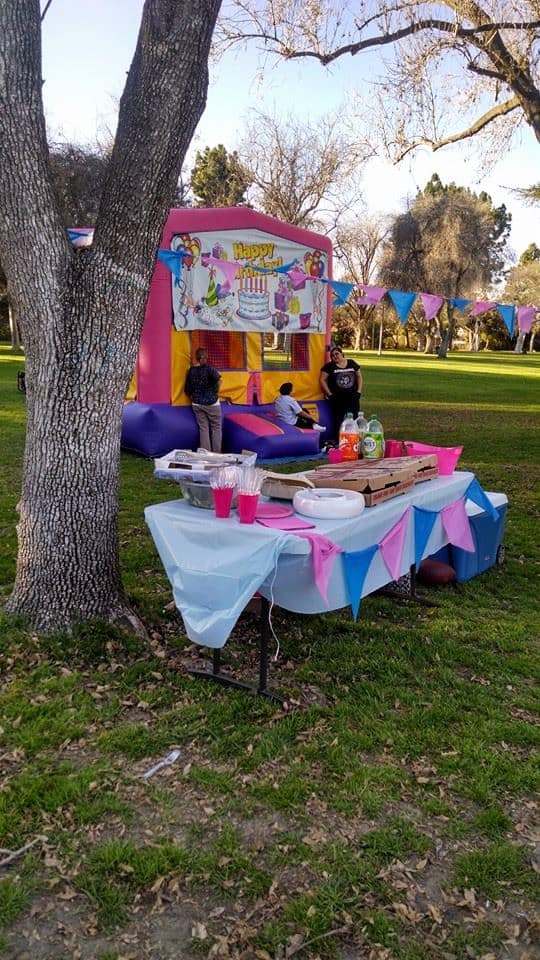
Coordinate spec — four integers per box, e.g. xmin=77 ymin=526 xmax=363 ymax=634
xmin=145 ymin=471 xmax=487 ymax=649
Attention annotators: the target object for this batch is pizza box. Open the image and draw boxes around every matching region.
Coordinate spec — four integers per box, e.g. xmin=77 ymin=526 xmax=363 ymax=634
xmin=312 ymin=460 xmax=416 ymax=506
xmin=383 ymin=454 xmax=439 ymax=483
xmin=261 ymin=471 xmax=315 ymax=500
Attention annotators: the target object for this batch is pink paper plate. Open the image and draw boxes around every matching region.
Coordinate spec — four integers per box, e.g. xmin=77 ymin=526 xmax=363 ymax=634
xmin=255 ymin=503 xmax=294 ymax=520
xmin=257 ymin=515 xmax=315 ymax=530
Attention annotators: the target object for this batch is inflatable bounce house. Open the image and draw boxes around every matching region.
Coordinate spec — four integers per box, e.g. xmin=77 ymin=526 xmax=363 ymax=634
xmin=121 ymin=207 xmax=333 ymax=460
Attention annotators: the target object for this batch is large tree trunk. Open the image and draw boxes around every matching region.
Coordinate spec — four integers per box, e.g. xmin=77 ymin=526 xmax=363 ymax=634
xmin=0 ymin=0 xmax=222 ymax=632
xmin=7 ymin=258 xmax=145 ymax=631
xmin=514 ymin=331 xmax=526 ymax=354
xmin=438 ymin=306 xmax=456 ymax=359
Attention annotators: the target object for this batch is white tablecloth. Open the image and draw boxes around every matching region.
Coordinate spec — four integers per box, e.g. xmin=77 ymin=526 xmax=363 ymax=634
xmin=145 ymin=471 xmax=487 ymax=649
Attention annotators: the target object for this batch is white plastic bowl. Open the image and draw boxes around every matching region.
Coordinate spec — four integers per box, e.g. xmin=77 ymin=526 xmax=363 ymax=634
xmin=293 ymin=487 xmax=366 ymax=519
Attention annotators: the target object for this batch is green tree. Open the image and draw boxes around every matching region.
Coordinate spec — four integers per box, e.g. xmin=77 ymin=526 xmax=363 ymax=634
xmin=0 ymin=0 xmax=221 ymax=634
xmin=520 ymin=242 xmax=540 ymax=264
xmin=378 ymin=176 xmax=511 ymax=356
xmin=505 ymin=255 xmax=540 ymax=353
xmin=190 ymin=144 xmax=251 ymax=207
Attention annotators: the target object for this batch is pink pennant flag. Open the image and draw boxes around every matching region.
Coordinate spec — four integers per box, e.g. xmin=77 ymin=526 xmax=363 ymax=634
xmin=517 ymin=306 xmax=536 ymax=333
xmin=357 ymin=285 xmax=387 ymax=306
xmin=379 ymin=507 xmax=411 ymax=582
xmin=471 ymin=300 xmax=496 ymax=317
xmin=293 ymin=532 xmax=342 ymax=605
xmin=201 ymin=256 xmax=241 ymax=287
xmin=441 ymin=499 xmax=475 ymax=552
xmin=420 ymin=292 xmax=444 ymax=321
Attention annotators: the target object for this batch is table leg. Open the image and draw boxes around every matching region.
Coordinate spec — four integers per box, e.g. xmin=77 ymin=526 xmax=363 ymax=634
xmin=376 ymin=564 xmax=438 ymax=607
xmin=187 ymin=598 xmax=286 ymax=704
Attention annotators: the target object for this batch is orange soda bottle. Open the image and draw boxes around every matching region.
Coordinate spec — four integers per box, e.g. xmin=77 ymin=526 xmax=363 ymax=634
xmin=338 ymin=413 xmax=360 ymax=461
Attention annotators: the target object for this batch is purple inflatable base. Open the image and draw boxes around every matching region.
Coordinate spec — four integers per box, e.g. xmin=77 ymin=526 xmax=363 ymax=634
xmin=121 ymin=401 xmax=332 ymax=459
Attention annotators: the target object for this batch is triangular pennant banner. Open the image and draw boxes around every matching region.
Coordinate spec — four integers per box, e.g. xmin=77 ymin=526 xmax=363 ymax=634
xmin=420 ymin=292 xmax=444 ymax=321
xmin=471 ymin=300 xmax=496 ymax=317
xmin=517 ymin=306 xmax=535 ymax=333
xmin=449 ymin=297 xmax=471 ymax=312
xmin=341 ymin=544 xmax=378 ymax=620
xmin=157 ymin=248 xmax=189 ymax=285
xmin=293 ymin=532 xmax=342 ymax=605
xmin=465 ymin=478 xmax=499 ymax=522
xmin=357 ymin=285 xmax=387 ymax=306
xmin=413 ymin=506 xmax=439 ymax=568
xmin=251 ymin=259 xmax=299 ymax=275
xmin=379 ymin=508 xmax=411 ymax=582
xmin=329 ymin=280 xmax=355 ymax=306
xmin=201 ymin=256 xmax=241 ymax=287
xmin=67 ymin=228 xmax=94 ymax=247
xmin=441 ymin=498 xmax=475 ymax=552
xmin=496 ymin=303 xmax=515 ymax=335
xmin=388 ymin=289 xmax=417 ymax=325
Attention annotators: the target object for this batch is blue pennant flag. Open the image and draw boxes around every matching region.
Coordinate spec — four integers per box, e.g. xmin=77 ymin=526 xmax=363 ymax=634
xmin=329 ymin=280 xmax=355 ymax=306
xmin=388 ymin=290 xmax=417 ymax=325
xmin=465 ymin=478 xmax=499 ymax=522
xmin=341 ymin=544 xmax=378 ymax=620
xmin=251 ymin=259 xmax=298 ymax=275
xmin=413 ymin=506 xmax=439 ymax=568
xmin=157 ymin=249 xmax=189 ymax=285
xmin=449 ymin=297 xmax=471 ymax=312
xmin=497 ymin=303 xmax=515 ymax=336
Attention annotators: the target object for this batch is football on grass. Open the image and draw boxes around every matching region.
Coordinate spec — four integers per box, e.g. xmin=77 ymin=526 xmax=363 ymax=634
xmin=417 ymin=558 xmax=456 ymax=585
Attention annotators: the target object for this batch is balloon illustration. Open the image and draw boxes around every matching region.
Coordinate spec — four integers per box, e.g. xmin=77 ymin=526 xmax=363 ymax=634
xmin=178 ymin=233 xmax=201 ymax=270
xmin=304 ymin=248 xmax=324 ymax=278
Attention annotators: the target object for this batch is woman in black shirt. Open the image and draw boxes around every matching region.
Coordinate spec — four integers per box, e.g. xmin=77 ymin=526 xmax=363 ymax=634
xmin=320 ymin=347 xmax=362 ymax=444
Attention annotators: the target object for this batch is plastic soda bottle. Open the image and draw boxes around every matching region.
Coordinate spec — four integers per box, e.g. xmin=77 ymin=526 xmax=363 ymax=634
xmin=362 ymin=414 xmax=385 ymax=460
xmin=356 ymin=411 xmax=368 ymax=458
xmin=338 ymin=413 xmax=360 ymax=461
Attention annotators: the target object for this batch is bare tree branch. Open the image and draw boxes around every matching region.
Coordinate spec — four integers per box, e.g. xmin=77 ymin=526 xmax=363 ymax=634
xmin=221 ymin=1 xmax=540 ymax=157
xmin=394 ymin=96 xmax=521 ymax=160
xmin=40 ymin=0 xmax=54 ymax=21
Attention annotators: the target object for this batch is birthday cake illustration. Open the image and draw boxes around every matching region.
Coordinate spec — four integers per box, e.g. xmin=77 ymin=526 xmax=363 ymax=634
xmin=237 ymin=276 xmax=271 ymax=321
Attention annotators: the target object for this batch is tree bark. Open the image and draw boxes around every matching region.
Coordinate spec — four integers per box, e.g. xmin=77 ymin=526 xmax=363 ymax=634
xmin=514 ymin=331 xmax=526 ymax=354
xmin=0 ymin=0 xmax=222 ymax=632
xmin=438 ymin=306 xmax=456 ymax=359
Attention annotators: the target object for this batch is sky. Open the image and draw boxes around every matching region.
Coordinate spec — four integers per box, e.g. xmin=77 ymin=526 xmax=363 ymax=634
xmin=40 ymin=0 xmax=539 ymax=261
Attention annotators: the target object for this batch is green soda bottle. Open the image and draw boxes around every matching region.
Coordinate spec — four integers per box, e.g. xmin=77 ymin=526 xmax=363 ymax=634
xmin=362 ymin=415 xmax=384 ymax=460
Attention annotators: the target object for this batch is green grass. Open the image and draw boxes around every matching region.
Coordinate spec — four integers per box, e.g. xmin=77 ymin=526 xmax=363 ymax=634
xmin=0 ymin=345 xmax=539 ymax=958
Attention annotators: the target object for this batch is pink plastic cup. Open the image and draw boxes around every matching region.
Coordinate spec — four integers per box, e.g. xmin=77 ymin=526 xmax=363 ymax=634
xmin=237 ymin=492 xmax=259 ymax=524
xmin=328 ymin=447 xmax=343 ymax=464
xmin=384 ymin=439 xmax=403 ymax=458
xmin=212 ymin=486 xmax=234 ymax=518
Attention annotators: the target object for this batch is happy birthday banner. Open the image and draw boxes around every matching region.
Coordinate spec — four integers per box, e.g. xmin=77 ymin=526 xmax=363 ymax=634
xmin=158 ymin=230 xmax=329 ymax=334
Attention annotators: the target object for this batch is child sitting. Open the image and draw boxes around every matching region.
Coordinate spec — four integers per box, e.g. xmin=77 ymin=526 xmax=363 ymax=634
xmin=274 ymin=382 xmax=325 ymax=432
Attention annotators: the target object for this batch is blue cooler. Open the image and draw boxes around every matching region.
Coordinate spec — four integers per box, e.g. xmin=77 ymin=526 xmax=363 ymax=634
xmin=453 ymin=492 xmax=508 ymax=582
xmin=426 ymin=492 xmax=508 ymax=582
